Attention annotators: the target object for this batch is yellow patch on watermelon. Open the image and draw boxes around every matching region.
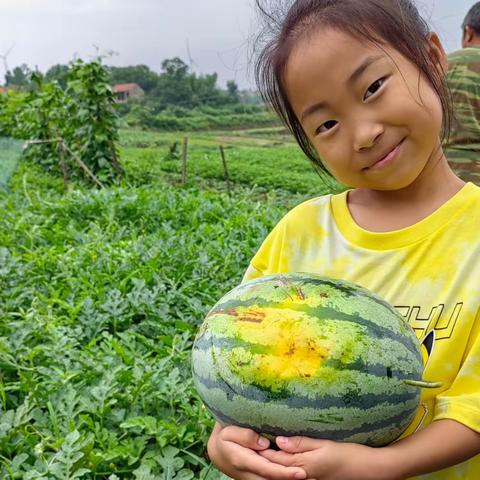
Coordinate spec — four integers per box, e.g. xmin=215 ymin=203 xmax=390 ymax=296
xmin=231 ymin=306 xmax=329 ymax=383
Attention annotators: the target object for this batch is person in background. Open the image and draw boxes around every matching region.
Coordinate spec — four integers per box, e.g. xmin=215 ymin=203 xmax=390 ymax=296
xmin=444 ymin=2 xmax=480 ymax=184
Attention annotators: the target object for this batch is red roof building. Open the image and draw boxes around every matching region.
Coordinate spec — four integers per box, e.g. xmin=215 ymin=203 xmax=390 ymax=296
xmin=112 ymin=83 xmax=145 ymax=103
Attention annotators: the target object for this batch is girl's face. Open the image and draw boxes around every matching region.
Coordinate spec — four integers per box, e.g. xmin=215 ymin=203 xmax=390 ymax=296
xmin=284 ymin=28 xmax=447 ymax=190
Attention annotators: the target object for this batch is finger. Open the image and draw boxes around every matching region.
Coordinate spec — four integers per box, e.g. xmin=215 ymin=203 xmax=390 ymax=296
xmin=211 ymin=422 xmax=223 ymax=436
xmin=232 ymin=448 xmax=306 ymax=480
xmin=251 ymin=455 xmax=307 ymax=480
xmin=276 ymin=436 xmax=327 ymax=453
xmin=220 ymin=425 xmax=271 ymax=450
xmin=242 ymin=470 xmax=277 ymax=480
xmin=241 ymin=473 xmax=267 ymax=480
xmin=258 ymin=448 xmax=298 ymax=466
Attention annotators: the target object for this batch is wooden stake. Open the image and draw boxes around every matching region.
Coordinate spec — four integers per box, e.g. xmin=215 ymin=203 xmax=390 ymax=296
xmin=62 ymin=142 xmax=105 ymax=189
xmin=219 ymin=145 xmax=231 ymax=196
xmin=110 ymin=141 xmax=123 ymax=179
xmin=58 ymin=140 xmax=69 ymax=192
xmin=24 ymin=137 xmax=104 ymax=188
xmin=181 ymin=137 xmax=188 ymax=186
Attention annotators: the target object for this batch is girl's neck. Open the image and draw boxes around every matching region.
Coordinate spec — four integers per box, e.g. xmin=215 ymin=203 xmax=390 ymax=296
xmin=347 ymin=153 xmax=466 ymax=233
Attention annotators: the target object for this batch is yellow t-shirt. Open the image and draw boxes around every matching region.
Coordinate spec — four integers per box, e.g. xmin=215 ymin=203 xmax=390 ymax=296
xmin=243 ymin=182 xmax=480 ymax=480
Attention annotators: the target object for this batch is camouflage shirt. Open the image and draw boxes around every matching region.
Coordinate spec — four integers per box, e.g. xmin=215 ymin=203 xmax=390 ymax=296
xmin=444 ymin=48 xmax=480 ymax=184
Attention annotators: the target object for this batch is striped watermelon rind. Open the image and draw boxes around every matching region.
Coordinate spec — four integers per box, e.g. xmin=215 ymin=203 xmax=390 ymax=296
xmin=192 ymin=273 xmax=428 ymax=446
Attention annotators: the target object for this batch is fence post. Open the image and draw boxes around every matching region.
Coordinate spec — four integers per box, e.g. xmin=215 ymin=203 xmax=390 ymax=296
xmin=181 ymin=137 xmax=188 ymax=186
xmin=58 ymin=140 xmax=69 ymax=192
xmin=110 ymin=141 xmax=123 ymax=180
xmin=219 ymin=145 xmax=231 ymax=195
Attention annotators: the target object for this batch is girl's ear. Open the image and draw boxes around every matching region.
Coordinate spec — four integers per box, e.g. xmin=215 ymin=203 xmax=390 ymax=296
xmin=427 ymin=32 xmax=448 ymax=74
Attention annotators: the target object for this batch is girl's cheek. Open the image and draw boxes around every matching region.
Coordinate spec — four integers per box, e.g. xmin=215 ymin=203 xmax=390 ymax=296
xmin=314 ymin=144 xmax=332 ymax=164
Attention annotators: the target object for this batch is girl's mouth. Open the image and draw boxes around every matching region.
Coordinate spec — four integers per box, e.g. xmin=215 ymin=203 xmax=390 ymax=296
xmin=365 ymin=139 xmax=405 ymax=170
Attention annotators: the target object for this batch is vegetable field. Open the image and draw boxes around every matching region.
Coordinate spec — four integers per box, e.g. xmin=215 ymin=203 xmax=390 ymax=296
xmin=0 ymin=128 xmax=340 ymax=479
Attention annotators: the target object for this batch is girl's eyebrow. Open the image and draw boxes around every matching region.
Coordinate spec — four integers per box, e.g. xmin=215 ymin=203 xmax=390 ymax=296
xmin=300 ymin=54 xmax=384 ymax=122
xmin=348 ymin=54 xmax=384 ymax=85
xmin=301 ymin=100 xmax=328 ymax=122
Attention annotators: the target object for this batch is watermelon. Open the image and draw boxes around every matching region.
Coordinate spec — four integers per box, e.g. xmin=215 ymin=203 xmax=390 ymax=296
xmin=192 ymin=273 xmax=440 ymax=446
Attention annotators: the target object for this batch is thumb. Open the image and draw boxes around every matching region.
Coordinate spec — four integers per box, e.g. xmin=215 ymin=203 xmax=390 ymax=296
xmin=276 ymin=436 xmax=326 ymax=453
xmin=220 ymin=425 xmax=271 ymax=450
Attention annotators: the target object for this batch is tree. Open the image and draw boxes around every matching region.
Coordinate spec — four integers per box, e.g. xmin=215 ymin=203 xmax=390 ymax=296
xmin=5 ymin=64 xmax=32 ymax=89
xmin=108 ymin=65 xmax=158 ymax=93
xmin=161 ymin=57 xmax=189 ymax=78
xmin=152 ymin=57 xmax=194 ymax=108
xmin=151 ymin=57 xmax=234 ymax=109
xmin=191 ymin=73 xmax=222 ymax=106
xmin=226 ymin=80 xmax=240 ymax=103
xmin=45 ymin=64 xmax=70 ymax=89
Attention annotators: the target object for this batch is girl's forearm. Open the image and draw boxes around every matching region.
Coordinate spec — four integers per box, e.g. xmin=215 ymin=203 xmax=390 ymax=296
xmin=381 ymin=419 xmax=480 ymax=479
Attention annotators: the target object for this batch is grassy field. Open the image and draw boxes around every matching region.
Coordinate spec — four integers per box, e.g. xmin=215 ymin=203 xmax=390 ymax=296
xmin=119 ymin=127 xmax=343 ymax=196
xmin=0 ymin=127 xmax=343 ymax=479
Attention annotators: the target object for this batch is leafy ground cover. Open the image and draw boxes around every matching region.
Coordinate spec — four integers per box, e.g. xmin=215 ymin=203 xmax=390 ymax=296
xmin=0 ymin=157 xmax=307 ymax=479
xmin=0 ymin=126 xmax=343 ymax=479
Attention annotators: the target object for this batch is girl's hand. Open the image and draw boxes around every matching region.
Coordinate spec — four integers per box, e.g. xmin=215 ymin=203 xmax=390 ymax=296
xmin=207 ymin=423 xmax=308 ymax=480
xmin=259 ymin=436 xmax=395 ymax=480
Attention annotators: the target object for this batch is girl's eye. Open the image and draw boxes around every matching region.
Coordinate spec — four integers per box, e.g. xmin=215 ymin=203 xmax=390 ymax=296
xmin=316 ymin=120 xmax=338 ymax=135
xmin=364 ymin=78 xmax=385 ymax=100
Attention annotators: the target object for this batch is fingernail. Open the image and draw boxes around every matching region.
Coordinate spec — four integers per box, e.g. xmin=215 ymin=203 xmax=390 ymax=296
xmin=277 ymin=436 xmax=288 ymax=445
xmin=294 ymin=472 xmax=306 ymax=479
xmin=258 ymin=437 xmax=269 ymax=447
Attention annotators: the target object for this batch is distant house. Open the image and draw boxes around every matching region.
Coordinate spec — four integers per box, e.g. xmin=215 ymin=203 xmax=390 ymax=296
xmin=112 ymin=83 xmax=145 ymax=103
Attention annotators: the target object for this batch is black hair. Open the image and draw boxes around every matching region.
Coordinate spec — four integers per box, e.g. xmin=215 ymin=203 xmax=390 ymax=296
xmin=254 ymin=0 xmax=452 ymax=176
xmin=462 ymin=2 xmax=480 ymax=34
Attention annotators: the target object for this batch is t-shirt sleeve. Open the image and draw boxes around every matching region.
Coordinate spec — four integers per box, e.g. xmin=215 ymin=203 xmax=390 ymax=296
xmin=433 ymin=310 xmax=480 ymax=433
xmin=241 ymin=212 xmax=290 ymax=284
xmin=241 ymin=196 xmax=329 ymax=284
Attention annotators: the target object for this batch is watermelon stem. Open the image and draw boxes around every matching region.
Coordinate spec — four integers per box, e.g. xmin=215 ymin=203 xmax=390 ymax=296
xmin=403 ymin=379 xmax=442 ymax=389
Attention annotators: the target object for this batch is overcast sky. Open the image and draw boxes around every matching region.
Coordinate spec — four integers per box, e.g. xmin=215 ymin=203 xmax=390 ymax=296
xmin=0 ymin=0 xmax=476 ymax=89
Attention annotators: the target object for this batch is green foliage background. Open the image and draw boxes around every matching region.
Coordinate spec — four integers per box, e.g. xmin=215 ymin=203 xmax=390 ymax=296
xmin=0 ymin=55 xmax=341 ymax=475
xmin=0 ymin=60 xmax=121 ymax=184
xmin=0 ymin=141 xmax=326 ymax=478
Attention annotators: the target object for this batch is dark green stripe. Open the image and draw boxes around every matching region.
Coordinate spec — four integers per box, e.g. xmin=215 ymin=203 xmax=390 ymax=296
xmin=194 ymin=373 xmax=419 ymax=410
xmin=202 ymin=398 xmax=415 ymax=447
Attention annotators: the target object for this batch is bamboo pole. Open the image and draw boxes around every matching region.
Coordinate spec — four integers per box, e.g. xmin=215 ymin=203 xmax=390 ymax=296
xmin=25 ymin=138 xmax=62 ymax=146
xmin=62 ymin=142 xmax=105 ymax=189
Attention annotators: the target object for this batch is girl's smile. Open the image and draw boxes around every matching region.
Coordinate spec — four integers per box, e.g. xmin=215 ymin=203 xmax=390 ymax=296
xmin=363 ymin=138 xmax=405 ymax=171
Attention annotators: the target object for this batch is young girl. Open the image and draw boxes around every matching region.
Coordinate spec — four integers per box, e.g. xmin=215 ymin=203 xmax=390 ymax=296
xmin=206 ymin=0 xmax=480 ymax=479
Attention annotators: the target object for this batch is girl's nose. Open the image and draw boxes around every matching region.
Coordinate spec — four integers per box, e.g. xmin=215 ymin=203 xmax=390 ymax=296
xmin=353 ymin=123 xmax=384 ymax=152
